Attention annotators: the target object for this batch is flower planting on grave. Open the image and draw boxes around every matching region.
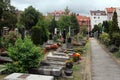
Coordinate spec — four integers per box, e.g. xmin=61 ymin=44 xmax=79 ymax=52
xmin=72 ymin=53 xmax=81 ymax=62
xmin=45 ymin=44 xmax=58 ymax=50
xmin=65 ymin=60 xmax=73 ymax=69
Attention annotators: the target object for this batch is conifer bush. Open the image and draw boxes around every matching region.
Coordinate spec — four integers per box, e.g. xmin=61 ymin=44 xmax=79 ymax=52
xmin=6 ymin=37 xmax=44 ymax=73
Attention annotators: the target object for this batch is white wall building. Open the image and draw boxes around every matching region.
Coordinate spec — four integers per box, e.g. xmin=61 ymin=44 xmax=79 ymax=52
xmin=90 ymin=10 xmax=107 ymax=30
xmin=116 ymin=8 xmax=120 ymax=29
xmin=105 ymin=7 xmax=116 ymax=21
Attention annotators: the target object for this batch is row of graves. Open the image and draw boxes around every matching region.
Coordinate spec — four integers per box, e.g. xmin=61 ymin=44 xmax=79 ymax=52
xmin=0 ymin=27 xmax=88 ymax=80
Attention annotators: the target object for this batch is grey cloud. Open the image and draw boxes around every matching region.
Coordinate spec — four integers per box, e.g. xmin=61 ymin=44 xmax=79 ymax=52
xmin=11 ymin=0 xmax=120 ymax=15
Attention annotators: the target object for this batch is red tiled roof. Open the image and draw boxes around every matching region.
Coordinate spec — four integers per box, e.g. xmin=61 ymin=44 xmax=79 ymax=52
xmin=76 ymin=15 xmax=90 ymax=27
xmin=106 ymin=7 xmax=116 ymax=13
xmin=90 ymin=10 xmax=106 ymax=15
xmin=50 ymin=10 xmax=65 ymax=15
xmin=76 ymin=15 xmax=90 ymax=21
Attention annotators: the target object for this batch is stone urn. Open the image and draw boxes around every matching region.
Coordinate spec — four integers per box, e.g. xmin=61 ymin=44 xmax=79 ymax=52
xmin=64 ymin=68 xmax=73 ymax=76
xmin=66 ymin=62 xmax=73 ymax=69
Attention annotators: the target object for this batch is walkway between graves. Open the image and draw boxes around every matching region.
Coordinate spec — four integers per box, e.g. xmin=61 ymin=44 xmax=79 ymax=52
xmin=90 ymin=38 xmax=120 ymax=80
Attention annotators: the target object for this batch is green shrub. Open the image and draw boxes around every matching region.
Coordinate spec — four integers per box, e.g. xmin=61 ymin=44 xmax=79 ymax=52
xmin=31 ymin=25 xmax=49 ymax=45
xmin=53 ymin=34 xmax=59 ymax=42
xmin=1 ymin=31 xmax=19 ymax=49
xmin=100 ymin=32 xmax=110 ymax=45
xmin=79 ymin=34 xmax=83 ymax=40
xmin=112 ymin=32 xmax=120 ymax=47
xmin=6 ymin=37 xmax=44 ymax=73
xmin=108 ymin=45 xmax=119 ymax=53
xmin=115 ymin=48 xmax=120 ymax=58
xmin=31 ymin=26 xmax=41 ymax=45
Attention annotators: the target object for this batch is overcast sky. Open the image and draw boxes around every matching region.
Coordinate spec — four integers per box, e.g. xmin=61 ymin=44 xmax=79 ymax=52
xmin=11 ymin=0 xmax=120 ymax=15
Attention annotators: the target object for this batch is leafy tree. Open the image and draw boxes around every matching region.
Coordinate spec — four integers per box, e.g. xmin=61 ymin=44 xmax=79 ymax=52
xmin=92 ymin=25 xmax=100 ymax=33
xmin=98 ymin=23 xmax=102 ymax=33
xmin=65 ymin=6 xmax=70 ymax=15
xmin=102 ymin=21 xmax=109 ymax=33
xmin=6 ymin=37 xmax=44 ymax=73
xmin=19 ymin=6 xmax=42 ymax=30
xmin=1 ymin=31 xmax=20 ymax=49
xmin=49 ymin=16 xmax=57 ymax=34
xmin=81 ymin=26 xmax=88 ymax=36
xmin=2 ymin=11 xmax=17 ymax=29
xmin=71 ymin=13 xmax=79 ymax=35
xmin=0 ymin=0 xmax=17 ymax=31
xmin=92 ymin=24 xmax=101 ymax=38
xmin=58 ymin=14 xmax=80 ymax=36
xmin=58 ymin=15 xmax=71 ymax=33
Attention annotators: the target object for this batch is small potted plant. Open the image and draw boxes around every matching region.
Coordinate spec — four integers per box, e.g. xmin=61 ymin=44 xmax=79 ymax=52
xmin=64 ymin=68 xmax=73 ymax=76
xmin=72 ymin=53 xmax=81 ymax=62
xmin=64 ymin=59 xmax=73 ymax=76
xmin=65 ymin=60 xmax=73 ymax=69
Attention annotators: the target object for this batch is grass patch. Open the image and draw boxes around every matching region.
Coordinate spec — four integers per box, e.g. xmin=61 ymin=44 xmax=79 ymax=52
xmin=0 ymin=75 xmax=7 ymax=79
xmin=73 ymin=65 xmax=80 ymax=71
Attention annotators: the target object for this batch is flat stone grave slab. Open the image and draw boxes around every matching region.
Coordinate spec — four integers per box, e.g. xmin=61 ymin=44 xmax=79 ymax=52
xmin=41 ymin=60 xmax=66 ymax=67
xmin=38 ymin=66 xmax=62 ymax=77
xmin=4 ymin=73 xmax=54 ymax=80
xmin=46 ymin=52 xmax=69 ymax=62
xmin=52 ymin=51 xmax=66 ymax=56
xmin=0 ymin=56 xmax=12 ymax=64
xmin=29 ymin=66 xmax=63 ymax=77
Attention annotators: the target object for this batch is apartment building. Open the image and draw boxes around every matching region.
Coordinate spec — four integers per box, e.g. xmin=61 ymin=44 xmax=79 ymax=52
xmin=105 ymin=7 xmax=116 ymax=21
xmin=90 ymin=10 xmax=107 ymax=29
xmin=76 ymin=14 xmax=91 ymax=31
xmin=116 ymin=8 xmax=120 ymax=29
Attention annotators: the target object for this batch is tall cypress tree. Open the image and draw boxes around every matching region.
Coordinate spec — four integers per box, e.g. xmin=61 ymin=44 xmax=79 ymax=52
xmin=71 ymin=13 xmax=79 ymax=35
xmin=109 ymin=11 xmax=120 ymax=46
xmin=109 ymin=11 xmax=120 ymax=35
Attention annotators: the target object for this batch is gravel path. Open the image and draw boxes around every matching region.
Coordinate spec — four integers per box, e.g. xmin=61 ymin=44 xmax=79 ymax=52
xmin=90 ymin=38 xmax=120 ymax=80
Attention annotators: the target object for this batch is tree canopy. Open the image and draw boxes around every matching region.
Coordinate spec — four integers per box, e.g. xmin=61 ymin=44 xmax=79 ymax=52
xmin=65 ymin=6 xmax=70 ymax=15
xmin=70 ymin=13 xmax=79 ymax=35
xmin=0 ymin=0 xmax=17 ymax=30
xmin=109 ymin=11 xmax=120 ymax=34
xmin=49 ymin=16 xmax=58 ymax=34
xmin=92 ymin=25 xmax=100 ymax=33
xmin=58 ymin=15 xmax=71 ymax=33
xmin=19 ymin=6 xmax=42 ymax=30
xmin=109 ymin=11 xmax=120 ymax=46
